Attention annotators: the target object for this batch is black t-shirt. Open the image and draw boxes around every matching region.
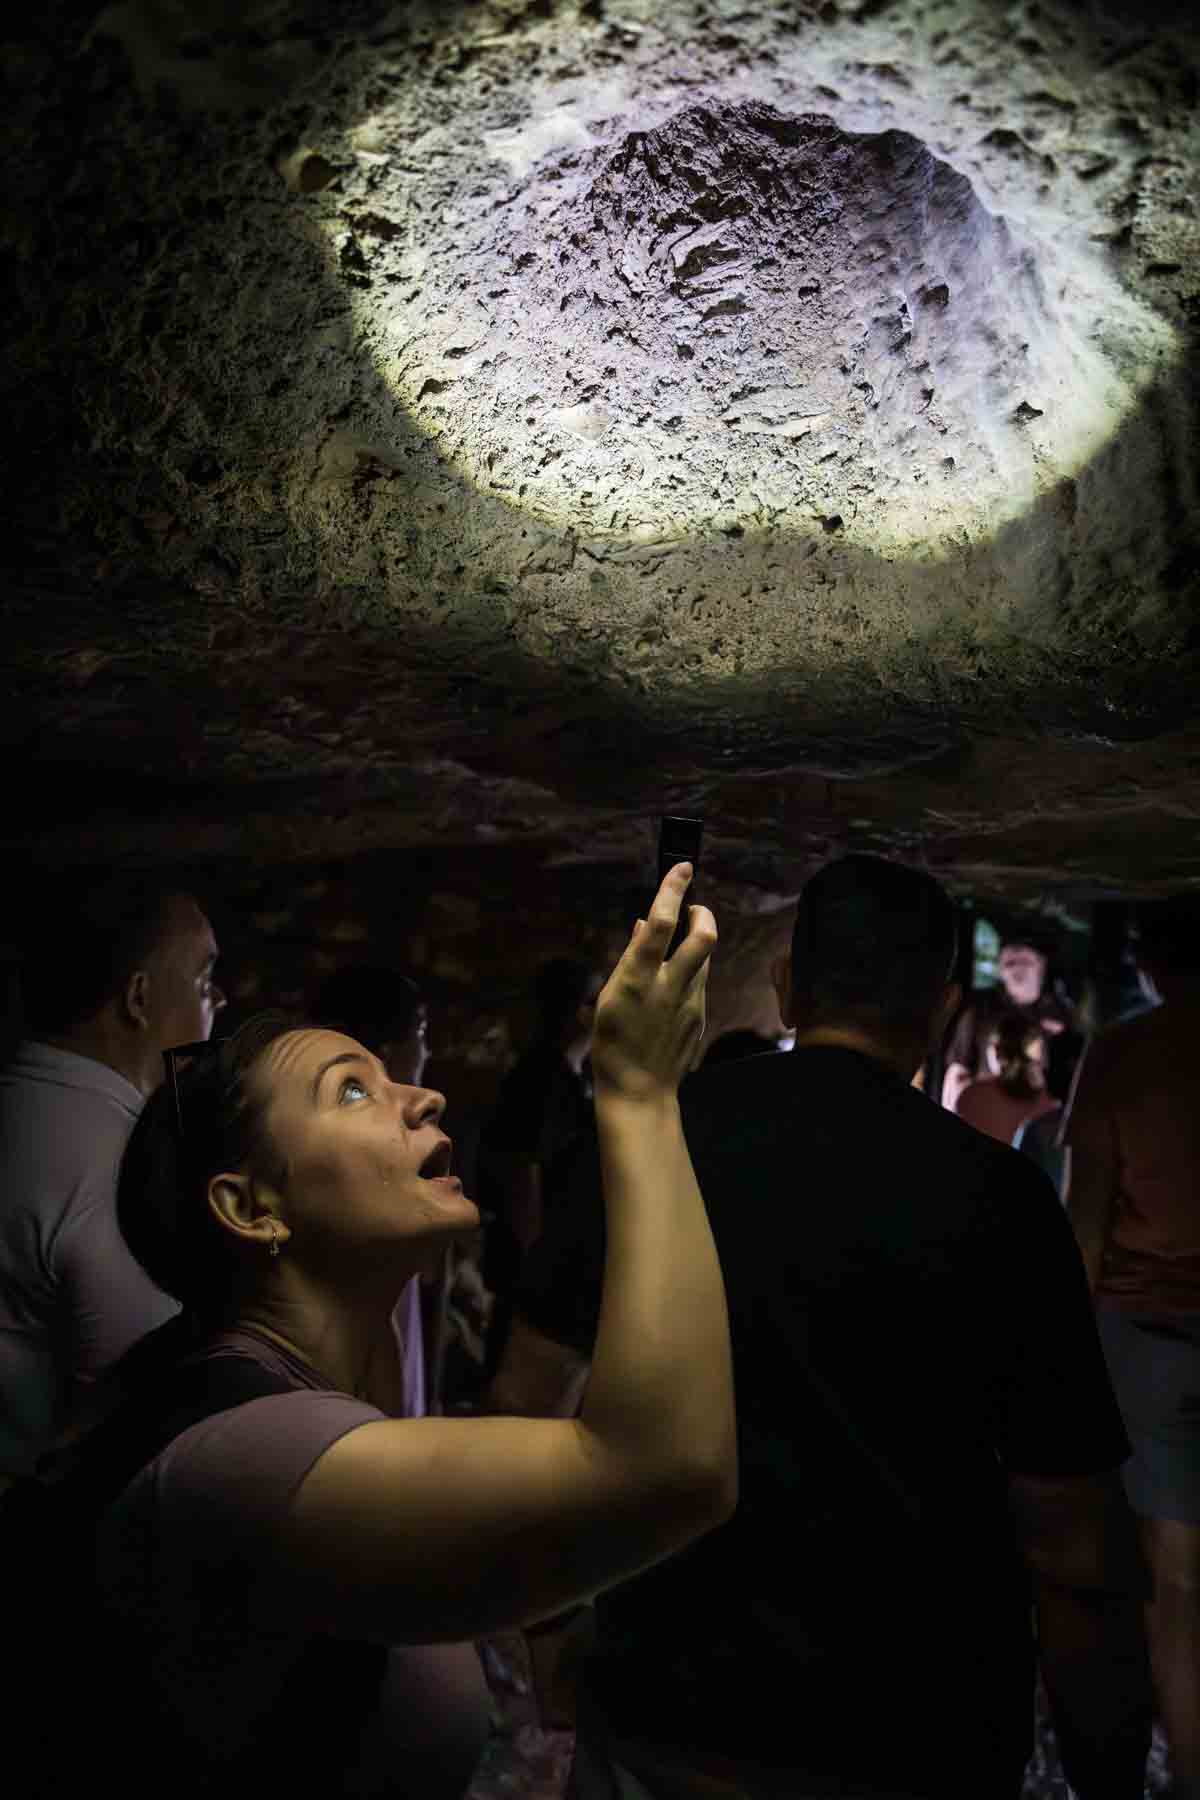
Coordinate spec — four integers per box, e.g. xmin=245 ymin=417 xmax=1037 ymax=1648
xmin=477 ymin=1044 xmax=593 ymax=1286
xmin=516 ymin=1046 xmax=1130 ymax=1787
xmin=481 ymin=1042 xmax=593 ymax=1167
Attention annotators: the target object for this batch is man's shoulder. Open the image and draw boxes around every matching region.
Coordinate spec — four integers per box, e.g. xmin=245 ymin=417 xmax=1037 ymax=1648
xmin=1 ymin=1045 xmax=140 ymax=1117
xmin=684 ymin=1045 xmax=1031 ymax=1186
xmin=906 ymin=1091 xmax=1055 ymax=1215
xmin=0 ymin=1053 xmax=136 ymax=1200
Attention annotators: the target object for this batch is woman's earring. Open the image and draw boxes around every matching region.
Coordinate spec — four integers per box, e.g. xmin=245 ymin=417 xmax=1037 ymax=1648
xmin=268 ymin=1222 xmax=280 ymax=1259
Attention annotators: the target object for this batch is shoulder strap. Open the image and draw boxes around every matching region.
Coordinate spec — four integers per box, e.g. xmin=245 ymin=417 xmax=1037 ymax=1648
xmin=13 ymin=1353 xmax=389 ymax=1796
xmin=56 ymin=1353 xmax=297 ymax=1519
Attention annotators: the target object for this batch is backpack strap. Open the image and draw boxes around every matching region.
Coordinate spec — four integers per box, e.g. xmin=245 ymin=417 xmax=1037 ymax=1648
xmin=115 ymin=1352 xmax=390 ymax=1785
xmin=13 ymin=1351 xmax=390 ymax=1796
xmin=57 ymin=1350 xmax=298 ymax=1518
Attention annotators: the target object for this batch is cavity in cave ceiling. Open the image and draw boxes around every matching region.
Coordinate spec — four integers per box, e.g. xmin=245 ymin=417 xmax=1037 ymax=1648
xmin=3 ymin=0 xmax=1199 ymax=898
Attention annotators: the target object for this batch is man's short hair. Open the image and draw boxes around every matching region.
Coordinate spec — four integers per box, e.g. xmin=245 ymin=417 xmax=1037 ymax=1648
xmin=313 ymin=965 xmax=424 ymax=1056
xmin=18 ymin=871 xmax=185 ymax=1036
xmin=791 ymin=855 xmax=958 ymax=1036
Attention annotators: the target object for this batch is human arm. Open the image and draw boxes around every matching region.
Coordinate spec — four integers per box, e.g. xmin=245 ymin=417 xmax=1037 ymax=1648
xmin=988 ymin=1168 xmax=1148 ymax=1798
xmin=940 ymin=1001 xmax=977 ymax=1111
xmin=1009 ymin=1469 xmax=1151 ymax=1800
xmin=269 ymin=866 xmax=735 ymax=1643
xmin=1061 ymin=1040 xmax=1119 ymax=1293
xmin=941 ymin=1062 xmax=972 ymax=1112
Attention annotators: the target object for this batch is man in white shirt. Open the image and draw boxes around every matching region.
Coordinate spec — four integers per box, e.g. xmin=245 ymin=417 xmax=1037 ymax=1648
xmin=0 ymin=875 xmax=226 ymax=1482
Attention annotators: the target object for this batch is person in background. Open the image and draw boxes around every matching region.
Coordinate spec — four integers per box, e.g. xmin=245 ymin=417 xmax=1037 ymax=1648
xmin=1065 ymin=898 xmax=1200 ymax=1799
xmin=477 ymin=957 xmax=602 ymax=1382
xmin=954 ymin=1012 xmax=1061 ymax=1146
xmin=504 ymin=854 xmax=1150 ymax=1800
xmin=314 ymin=966 xmax=439 ymax=1416
xmin=314 ymin=966 xmax=432 ymax=1090
xmin=0 ymin=873 xmax=224 ymax=1487
xmin=1014 ymin=1027 xmax=1086 ymax=1200
xmin=942 ymin=932 xmax=1075 ymax=1112
xmin=46 ymin=864 xmax=729 ymax=1800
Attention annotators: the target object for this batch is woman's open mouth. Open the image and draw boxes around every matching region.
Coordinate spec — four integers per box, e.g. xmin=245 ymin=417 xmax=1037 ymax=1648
xmin=418 ymin=1139 xmax=459 ymax=1186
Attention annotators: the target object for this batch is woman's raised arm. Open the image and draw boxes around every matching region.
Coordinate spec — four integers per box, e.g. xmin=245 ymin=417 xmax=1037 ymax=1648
xmin=267 ymin=863 xmax=735 ymax=1644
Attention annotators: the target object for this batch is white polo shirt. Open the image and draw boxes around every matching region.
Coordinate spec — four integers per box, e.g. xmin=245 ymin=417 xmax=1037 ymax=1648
xmin=0 ymin=1041 xmax=179 ymax=1477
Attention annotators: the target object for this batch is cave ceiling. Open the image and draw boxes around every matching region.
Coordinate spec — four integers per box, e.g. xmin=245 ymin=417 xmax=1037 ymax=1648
xmin=3 ymin=0 xmax=1200 ymax=908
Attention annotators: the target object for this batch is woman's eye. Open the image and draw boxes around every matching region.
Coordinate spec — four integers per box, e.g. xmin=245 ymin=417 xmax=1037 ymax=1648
xmin=338 ymin=1076 xmax=370 ymax=1104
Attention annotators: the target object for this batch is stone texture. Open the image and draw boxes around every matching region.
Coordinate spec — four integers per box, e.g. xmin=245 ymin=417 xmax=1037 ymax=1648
xmin=1 ymin=0 xmax=1199 ymax=903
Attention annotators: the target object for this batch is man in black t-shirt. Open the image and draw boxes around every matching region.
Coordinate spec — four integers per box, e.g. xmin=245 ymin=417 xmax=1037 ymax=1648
xmin=507 ymin=856 xmax=1150 ymax=1800
xmin=476 ymin=959 xmax=602 ymax=1381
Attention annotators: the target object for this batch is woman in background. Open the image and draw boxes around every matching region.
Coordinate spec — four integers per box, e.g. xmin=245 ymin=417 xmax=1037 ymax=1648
xmin=954 ymin=1011 xmax=1059 ymax=1146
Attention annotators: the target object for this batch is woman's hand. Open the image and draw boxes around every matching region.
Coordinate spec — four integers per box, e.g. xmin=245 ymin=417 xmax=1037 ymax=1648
xmin=590 ymin=863 xmax=717 ymax=1102
xmin=272 ymin=866 xmax=732 ymax=1644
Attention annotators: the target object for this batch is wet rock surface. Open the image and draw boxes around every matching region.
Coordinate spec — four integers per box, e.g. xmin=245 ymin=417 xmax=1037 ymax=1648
xmin=2 ymin=0 xmax=1199 ymax=899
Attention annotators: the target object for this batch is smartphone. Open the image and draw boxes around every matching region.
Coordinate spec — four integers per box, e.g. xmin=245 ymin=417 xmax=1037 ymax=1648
xmin=657 ymin=816 xmax=704 ymax=958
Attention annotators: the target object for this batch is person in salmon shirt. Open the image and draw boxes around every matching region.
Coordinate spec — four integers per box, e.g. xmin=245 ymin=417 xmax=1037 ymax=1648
xmin=954 ymin=1012 xmax=1060 ymax=1145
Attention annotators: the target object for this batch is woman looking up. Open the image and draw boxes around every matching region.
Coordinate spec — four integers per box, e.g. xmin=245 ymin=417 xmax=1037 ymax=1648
xmin=86 ymin=864 xmax=731 ymax=1799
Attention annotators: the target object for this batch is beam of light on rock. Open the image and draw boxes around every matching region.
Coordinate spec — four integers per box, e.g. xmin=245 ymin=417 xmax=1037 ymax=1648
xmin=325 ymin=98 xmax=1177 ymax=557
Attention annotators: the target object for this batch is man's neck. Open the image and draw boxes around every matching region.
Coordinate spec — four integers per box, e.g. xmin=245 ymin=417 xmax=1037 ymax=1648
xmin=788 ymin=1024 xmax=920 ymax=1084
xmin=36 ymin=1022 xmax=149 ymax=1095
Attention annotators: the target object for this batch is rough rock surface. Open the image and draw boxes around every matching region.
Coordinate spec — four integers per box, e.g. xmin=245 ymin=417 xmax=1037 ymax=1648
xmin=2 ymin=0 xmax=1199 ymax=901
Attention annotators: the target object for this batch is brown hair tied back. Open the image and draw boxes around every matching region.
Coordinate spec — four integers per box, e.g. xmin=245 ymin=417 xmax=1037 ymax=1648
xmin=991 ymin=1011 xmax=1045 ymax=1099
xmin=117 ymin=1012 xmax=300 ymax=1333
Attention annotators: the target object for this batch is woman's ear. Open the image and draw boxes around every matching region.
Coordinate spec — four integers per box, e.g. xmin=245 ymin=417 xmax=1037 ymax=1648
xmin=207 ymin=1172 xmax=286 ymax=1253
